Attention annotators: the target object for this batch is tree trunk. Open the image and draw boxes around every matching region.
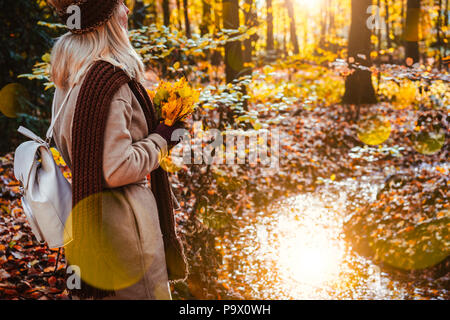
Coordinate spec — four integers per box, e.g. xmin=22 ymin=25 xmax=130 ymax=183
xmin=327 ymin=0 xmax=335 ymax=51
xmin=285 ymin=0 xmax=299 ymax=54
xmin=163 ymin=0 xmax=170 ymax=26
xmin=223 ymin=0 xmax=244 ymax=83
xmin=148 ymin=0 xmax=157 ymax=25
xmin=283 ymin=9 xmax=288 ymax=57
xmin=403 ymin=0 xmax=420 ymax=64
xmin=200 ymin=0 xmax=212 ymax=36
xmin=319 ymin=0 xmax=327 ymax=48
xmin=385 ymin=0 xmax=393 ymax=63
xmin=176 ymin=0 xmax=182 ymax=29
xmin=183 ymin=0 xmax=191 ymax=38
xmin=446 ymin=0 xmax=449 ymax=27
xmin=211 ymin=0 xmax=222 ymax=66
xmin=131 ymin=0 xmax=145 ymax=28
xmin=303 ymin=14 xmax=308 ymax=55
xmin=243 ymin=0 xmax=256 ymax=64
xmin=445 ymin=0 xmax=449 ymax=59
xmin=436 ymin=0 xmax=442 ymax=68
xmin=342 ymin=0 xmax=377 ymax=105
xmin=266 ymin=0 xmax=274 ymax=53
xmin=400 ymin=0 xmax=406 ymax=33
xmin=385 ymin=0 xmax=391 ymax=46
xmin=376 ymin=0 xmax=382 ymax=64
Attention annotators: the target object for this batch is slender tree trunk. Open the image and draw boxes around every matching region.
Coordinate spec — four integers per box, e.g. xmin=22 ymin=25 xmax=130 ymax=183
xmin=401 ymin=0 xmax=406 ymax=32
xmin=223 ymin=0 xmax=244 ymax=83
xmin=283 ymin=9 xmax=288 ymax=57
xmin=376 ymin=0 xmax=382 ymax=64
xmin=319 ymin=1 xmax=327 ymax=48
xmin=200 ymin=0 xmax=212 ymax=36
xmin=266 ymin=0 xmax=275 ymax=54
xmin=176 ymin=0 xmax=182 ymax=29
xmin=274 ymin=0 xmax=280 ymax=53
xmin=404 ymin=0 xmax=420 ymax=64
xmin=199 ymin=0 xmax=212 ymax=63
xmin=148 ymin=0 xmax=157 ymax=24
xmin=183 ymin=0 xmax=191 ymax=38
xmin=342 ymin=0 xmax=377 ymax=105
xmin=436 ymin=0 xmax=443 ymax=68
xmin=328 ymin=0 xmax=335 ymax=51
xmin=445 ymin=0 xmax=449 ymax=59
xmin=243 ymin=0 xmax=256 ymax=64
xmin=385 ymin=0 xmax=391 ymax=47
xmin=385 ymin=0 xmax=393 ymax=63
xmin=303 ymin=14 xmax=308 ymax=55
xmin=211 ymin=0 xmax=222 ymax=66
xmin=163 ymin=0 xmax=170 ymax=26
xmin=131 ymin=0 xmax=145 ymax=28
xmin=446 ymin=0 xmax=449 ymax=27
xmin=285 ymin=0 xmax=299 ymax=54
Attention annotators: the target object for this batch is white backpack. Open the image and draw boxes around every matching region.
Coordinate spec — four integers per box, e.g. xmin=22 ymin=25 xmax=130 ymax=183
xmin=13 ymin=88 xmax=74 ymax=249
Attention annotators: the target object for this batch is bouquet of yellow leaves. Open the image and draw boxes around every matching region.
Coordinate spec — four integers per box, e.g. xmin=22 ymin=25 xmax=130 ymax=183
xmin=147 ymin=77 xmax=199 ymax=126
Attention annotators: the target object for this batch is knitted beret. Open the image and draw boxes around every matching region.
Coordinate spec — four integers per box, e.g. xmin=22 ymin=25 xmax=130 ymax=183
xmin=55 ymin=0 xmax=120 ymax=34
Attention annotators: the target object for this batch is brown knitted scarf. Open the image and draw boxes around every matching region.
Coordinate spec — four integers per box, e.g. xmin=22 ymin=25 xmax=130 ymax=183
xmin=68 ymin=60 xmax=187 ymax=299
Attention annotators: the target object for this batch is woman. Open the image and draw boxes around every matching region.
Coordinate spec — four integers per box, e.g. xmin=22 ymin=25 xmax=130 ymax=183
xmin=48 ymin=0 xmax=187 ymax=299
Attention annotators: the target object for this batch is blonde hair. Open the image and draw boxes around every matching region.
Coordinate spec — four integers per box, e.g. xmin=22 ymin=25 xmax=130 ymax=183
xmin=50 ymin=2 xmax=144 ymax=89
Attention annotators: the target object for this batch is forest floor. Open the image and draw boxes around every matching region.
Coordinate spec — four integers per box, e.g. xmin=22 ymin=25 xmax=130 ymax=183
xmin=206 ymin=101 xmax=449 ymax=299
xmin=0 ymin=64 xmax=448 ymax=299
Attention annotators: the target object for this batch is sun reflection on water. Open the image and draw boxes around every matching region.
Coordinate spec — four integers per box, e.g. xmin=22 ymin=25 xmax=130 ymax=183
xmin=253 ymin=194 xmax=348 ymax=298
xmin=276 ymin=218 xmax=342 ymax=288
xmin=216 ymin=178 xmax=446 ymax=300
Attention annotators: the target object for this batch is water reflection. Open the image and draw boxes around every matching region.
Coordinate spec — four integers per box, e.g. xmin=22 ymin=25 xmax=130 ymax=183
xmin=216 ymin=178 xmax=446 ymax=300
xmin=257 ymin=196 xmax=345 ymax=296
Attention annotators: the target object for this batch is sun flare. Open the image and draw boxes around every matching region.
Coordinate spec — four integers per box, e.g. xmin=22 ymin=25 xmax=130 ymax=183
xmin=278 ymin=228 xmax=342 ymax=286
xmin=272 ymin=208 xmax=343 ymax=288
xmin=253 ymin=195 xmax=346 ymax=297
xmin=295 ymin=0 xmax=323 ymax=11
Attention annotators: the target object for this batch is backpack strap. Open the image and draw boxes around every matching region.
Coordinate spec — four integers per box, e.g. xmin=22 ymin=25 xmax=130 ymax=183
xmin=45 ymin=86 xmax=75 ymax=144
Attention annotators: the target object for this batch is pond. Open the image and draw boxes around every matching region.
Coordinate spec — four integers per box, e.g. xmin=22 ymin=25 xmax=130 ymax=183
xmin=216 ymin=176 xmax=448 ymax=300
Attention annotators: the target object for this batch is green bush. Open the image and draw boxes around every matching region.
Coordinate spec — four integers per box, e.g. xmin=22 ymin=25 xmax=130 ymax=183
xmin=0 ymin=0 xmax=59 ymax=153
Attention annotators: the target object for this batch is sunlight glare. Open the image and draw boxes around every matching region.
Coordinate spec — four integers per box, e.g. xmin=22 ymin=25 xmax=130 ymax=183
xmin=276 ymin=209 xmax=343 ymax=288
xmin=255 ymin=195 xmax=346 ymax=297
xmin=295 ymin=0 xmax=323 ymax=11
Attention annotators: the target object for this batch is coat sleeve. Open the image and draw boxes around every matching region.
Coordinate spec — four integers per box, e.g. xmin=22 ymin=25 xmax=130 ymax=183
xmin=102 ymin=84 xmax=168 ymax=188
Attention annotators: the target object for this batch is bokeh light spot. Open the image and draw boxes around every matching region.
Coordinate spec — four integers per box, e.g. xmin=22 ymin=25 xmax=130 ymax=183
xmin=357 ymin=115 xmax=391 ymax=146
xmin=64 ymin=192 xmax=150 ymax=291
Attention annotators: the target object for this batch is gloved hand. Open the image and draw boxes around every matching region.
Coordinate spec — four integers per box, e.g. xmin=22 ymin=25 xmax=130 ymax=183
xmin=154 ymin=122 xmax=185 ymax=148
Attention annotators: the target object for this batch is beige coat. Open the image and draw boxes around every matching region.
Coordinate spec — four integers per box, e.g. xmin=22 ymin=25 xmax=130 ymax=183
xmin=52 ymin=73 xmax=172 ymax=300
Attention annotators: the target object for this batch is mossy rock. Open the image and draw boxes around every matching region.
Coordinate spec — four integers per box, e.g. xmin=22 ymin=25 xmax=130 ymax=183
xmin=0 ymin=83 xmax=29 ymax=118
xmin=372 ymin=217 xmax=450 ymax=270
